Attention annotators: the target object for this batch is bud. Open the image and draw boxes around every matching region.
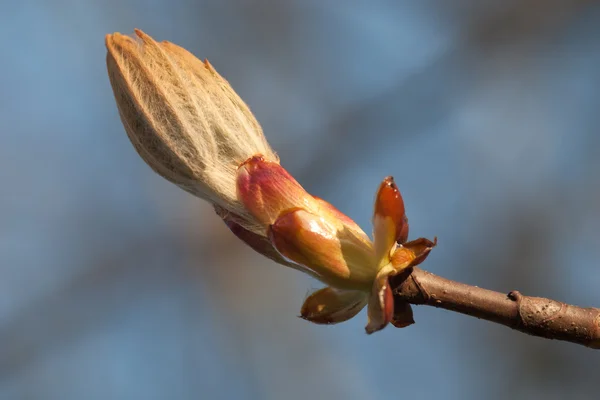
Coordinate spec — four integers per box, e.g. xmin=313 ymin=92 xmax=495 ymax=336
xmin=106 ymin=29 xmax=437 ymax=333
xmin=105 ymin=29 xmax=277 ymax=230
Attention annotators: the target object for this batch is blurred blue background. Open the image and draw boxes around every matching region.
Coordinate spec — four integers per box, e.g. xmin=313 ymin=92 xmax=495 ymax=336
xmin=1 ymin=1 xmax=600 ymax=399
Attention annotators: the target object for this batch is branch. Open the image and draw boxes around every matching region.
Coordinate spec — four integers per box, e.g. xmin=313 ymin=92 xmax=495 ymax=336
xmin=390 ymin=267 xmax=600 ymax=349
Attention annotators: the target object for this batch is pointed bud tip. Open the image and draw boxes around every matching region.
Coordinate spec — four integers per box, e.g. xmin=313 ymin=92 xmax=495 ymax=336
xmin=203 ymin=58 xmax=217 ymax=73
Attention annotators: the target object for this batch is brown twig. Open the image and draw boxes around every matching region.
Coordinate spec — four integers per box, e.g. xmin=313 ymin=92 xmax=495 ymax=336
xmin=390 ymin=267 xmax=600 ymax=349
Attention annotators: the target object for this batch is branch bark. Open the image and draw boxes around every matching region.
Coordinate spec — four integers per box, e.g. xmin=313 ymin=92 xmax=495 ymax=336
xmin=390 ymin=267 xmax=600 ymax=349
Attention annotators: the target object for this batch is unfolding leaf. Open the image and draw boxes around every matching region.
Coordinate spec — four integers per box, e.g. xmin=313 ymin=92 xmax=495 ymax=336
xmin=313 ymin=196 xmax=371 ymax=243
xmin=300 ymin=287 xmax=368 ymax=324
xmin=268 ymin=208 xmax=375 ymax=289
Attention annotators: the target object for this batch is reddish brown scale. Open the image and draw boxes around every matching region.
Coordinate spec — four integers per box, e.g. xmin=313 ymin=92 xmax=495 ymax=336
xmin=391 ymin=301 xmax=415 ymax=328
xmin=216 ymin=206 xmax=293 ymax=266
xmin=236 ymin=155 xmax=313 ymax=227
xmin=375 ymin=176 xmax=409 ymax=243
xmin=383 ymin=280 xmax=395 ymax=325
xmin=266 ymin=207 xmax=316 ymax=270
xmin=394 ymin=237 xmax=437 ymax=268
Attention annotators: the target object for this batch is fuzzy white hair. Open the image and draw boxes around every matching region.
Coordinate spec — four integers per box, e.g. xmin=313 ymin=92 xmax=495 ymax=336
xmin=106 ymin=29 xmax=278 ymax=230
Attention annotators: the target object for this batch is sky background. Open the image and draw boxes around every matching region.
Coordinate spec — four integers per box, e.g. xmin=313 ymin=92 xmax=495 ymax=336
xmin=1 ymin=1 xmax=600 ymax=399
